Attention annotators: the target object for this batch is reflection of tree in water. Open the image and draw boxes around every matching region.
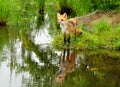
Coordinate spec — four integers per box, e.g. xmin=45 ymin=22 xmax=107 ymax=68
xmin=19 ymin=32 xmax=59 ymax=87
xmin=2 ymin=26 xmax=58 ymax=87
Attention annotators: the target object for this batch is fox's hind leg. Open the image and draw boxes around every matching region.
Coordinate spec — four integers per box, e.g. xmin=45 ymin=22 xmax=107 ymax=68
xmin=74 ymin=28 xmax=76 ymax=41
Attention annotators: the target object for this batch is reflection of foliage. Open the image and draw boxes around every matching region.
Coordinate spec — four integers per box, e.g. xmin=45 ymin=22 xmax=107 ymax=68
xmin=21 ymin=55 xmax=57 ymax=87
xmin=57 ymin=49 xmax=120 ymax=87
xmin=0 ymin=25 xmax=59 ymax=87
xmin=1 ymin=26 xmax=120 ymax=87
xmin=18 ymin=29 xmax=59 ymax=87
xmin=0 ymin=27 xmax=9 ymax=50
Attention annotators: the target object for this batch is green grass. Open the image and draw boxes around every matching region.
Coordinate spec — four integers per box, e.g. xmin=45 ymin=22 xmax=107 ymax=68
xmin=52 ymin=19 xmax=120 ymax=50
xmin=0 ymin=0 xmax=39 ymax=25
xmin=0 ymin=0 xmax=10 ymax=22
xmin=0 ymin=0 xmax=22 ymax=25
xmin=54 ymin=0 xmax=93 ymax=16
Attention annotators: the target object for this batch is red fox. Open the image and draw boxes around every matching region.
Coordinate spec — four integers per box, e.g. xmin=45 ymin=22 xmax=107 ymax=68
xmin=57 ymin=12 xmax=82 ymax=46
xmin=55 ymin=48 xmax=78 ymax=83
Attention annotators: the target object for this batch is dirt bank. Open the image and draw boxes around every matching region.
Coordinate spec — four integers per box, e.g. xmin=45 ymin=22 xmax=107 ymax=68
xmin=75 ymin=10 xmax=120 ymax=29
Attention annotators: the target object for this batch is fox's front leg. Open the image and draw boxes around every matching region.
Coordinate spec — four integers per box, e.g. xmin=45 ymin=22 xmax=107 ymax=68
xmin=67 ymin=34 xmax=70 ymax=47
xmin=63 ymin=33 xmax=66 ymax=46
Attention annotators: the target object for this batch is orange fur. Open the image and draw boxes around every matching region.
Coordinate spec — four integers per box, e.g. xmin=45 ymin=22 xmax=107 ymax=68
xmin=57 ymin=12 xmax=82 ymax=46
xmin=57 ymin=12 xmax=82 ymax=34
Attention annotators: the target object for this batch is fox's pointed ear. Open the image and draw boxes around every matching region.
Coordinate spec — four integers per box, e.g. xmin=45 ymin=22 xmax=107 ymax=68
xmin=57 ymin=13 xmax=60 ymax=17
xmin=63 ymin=13 xmax=67 ymax=18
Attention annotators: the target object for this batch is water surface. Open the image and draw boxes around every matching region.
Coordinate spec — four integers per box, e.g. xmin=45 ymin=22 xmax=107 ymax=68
xmin=0 ymin=25 xmax=120 ymax=87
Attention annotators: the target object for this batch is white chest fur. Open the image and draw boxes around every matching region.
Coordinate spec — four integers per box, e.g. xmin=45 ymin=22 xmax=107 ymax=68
xmin=59 ymin=21 xmax=69 ymax=34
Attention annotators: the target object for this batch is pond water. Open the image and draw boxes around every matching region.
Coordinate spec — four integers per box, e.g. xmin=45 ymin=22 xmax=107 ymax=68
xmin=0 ymin=6 xmax=120 ymax=87
xmin=1 ymin=21 xmax=120 ymax=87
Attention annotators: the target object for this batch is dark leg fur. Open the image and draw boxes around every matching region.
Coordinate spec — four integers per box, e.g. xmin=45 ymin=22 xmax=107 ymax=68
xmin=67 ymin=34 xmax=70 ymax=47
xmin=63 ymin=33 xmax=66 ymax=46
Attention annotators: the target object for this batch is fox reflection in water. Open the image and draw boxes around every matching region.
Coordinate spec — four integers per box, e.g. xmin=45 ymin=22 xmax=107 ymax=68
xmin=55 ymin=48 xmax=78 ymax=83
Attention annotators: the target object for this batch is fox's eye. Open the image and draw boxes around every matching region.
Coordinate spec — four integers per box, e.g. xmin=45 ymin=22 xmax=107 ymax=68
xmin=61 ymin=19 xmax=64 ymax=21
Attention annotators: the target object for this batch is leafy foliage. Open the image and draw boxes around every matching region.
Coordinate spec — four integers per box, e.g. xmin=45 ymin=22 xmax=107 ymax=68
xmin=53 ymin=0 xmax=120 ymax=16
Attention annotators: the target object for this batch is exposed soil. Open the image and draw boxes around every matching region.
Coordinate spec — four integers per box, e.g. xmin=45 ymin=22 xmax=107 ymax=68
xmin=75 ymin=10 xmax=120 ymax=30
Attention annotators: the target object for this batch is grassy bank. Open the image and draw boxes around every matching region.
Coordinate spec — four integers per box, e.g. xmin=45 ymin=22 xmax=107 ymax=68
xmin=52 ymin=19 xmax=120 ymax=50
